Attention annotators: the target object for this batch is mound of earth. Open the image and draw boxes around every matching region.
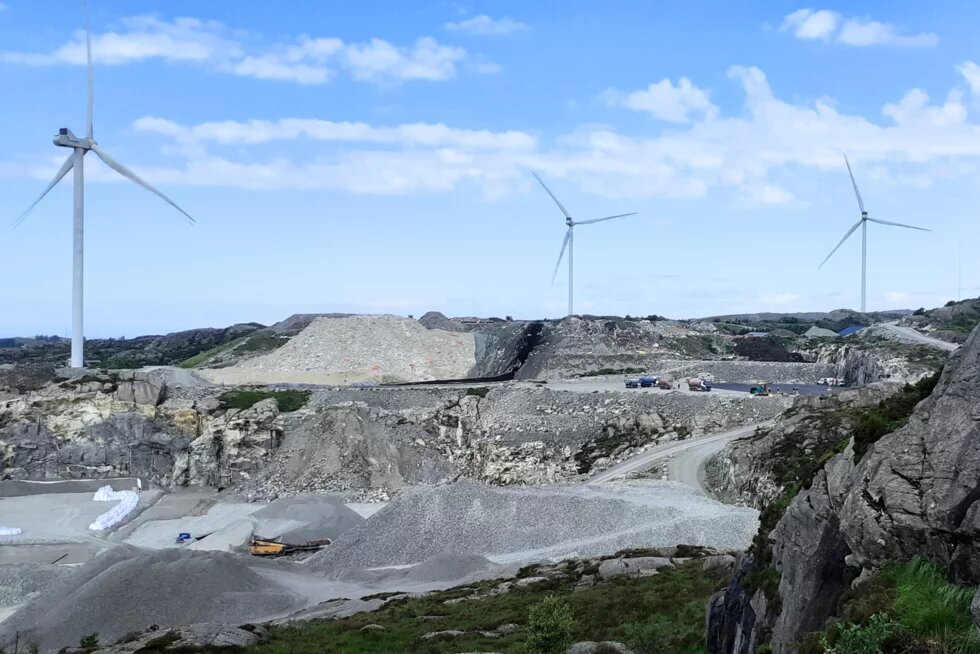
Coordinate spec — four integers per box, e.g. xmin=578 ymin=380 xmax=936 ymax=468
xmin=221 ymin=315 xmax=477 ymax=383
xmin=306 ymin=480 xmax=758 ymax=570
xmin=253 ymin=494 xmax=365 ymax=542
xmin=0 ymin=547 xmax=303 ymax=651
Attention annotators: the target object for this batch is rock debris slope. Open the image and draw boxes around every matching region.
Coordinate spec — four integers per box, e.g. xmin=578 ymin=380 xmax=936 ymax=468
xmin=306 ymin=480 xmax=758 ymax=570
xmin=232 ymin=315 xmax=477 ymax=383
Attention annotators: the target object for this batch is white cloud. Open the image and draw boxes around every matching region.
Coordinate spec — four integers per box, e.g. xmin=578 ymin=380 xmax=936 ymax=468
xmin=0 ymin=15 xmax=470 ymax=85
xmin=778 ymin=8 xmax=937 ymax=47
xmin=342 ymin=37 xmax=465 ymax=82
xmin=837 ymin=18 xmax=938 ymax=47
xmin=18 ymin=63 xmax=980 ymax=204
xmin=780 ymin=9 xmax=840 ymax=40
xmin=604 ymin=78 xmax=717 ymax=123
xmin=445 ymin=15 xmax=529 ymax=35
xmin=134 ymin=117 xmax=537 ymax=150
xmin=958 ymin=61 xmax=980 ymax=96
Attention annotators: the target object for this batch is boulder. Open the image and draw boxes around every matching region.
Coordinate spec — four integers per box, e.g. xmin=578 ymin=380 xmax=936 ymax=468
xmin=567 ymin=642 xmax=635 ymax=654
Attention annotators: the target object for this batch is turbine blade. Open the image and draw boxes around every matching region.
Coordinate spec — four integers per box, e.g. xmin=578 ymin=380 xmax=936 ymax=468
xmin=91 ymin=144 xmax=195 ymax=224
xmin=867 ymin=217 xmax=931 ymax=232
xmin=843 ymin=153 xmax=865 ymax=213
xmin=84 ymin=0 xmax=94 ymax=139
xmin=551 ymin=229 xmax=571 ymax=285
xmin=818 ymin=220 xmax=862 ymax=269
xmin=576 ymin=212 xmax=638 ymax=225
xmin=11 ymin=155 xmax=75 ymax=229
xmin=530 ymin=171 xmax=571 ymax=219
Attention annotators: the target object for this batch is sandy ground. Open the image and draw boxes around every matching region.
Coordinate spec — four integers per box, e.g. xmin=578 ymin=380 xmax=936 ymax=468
xmin=0 ymin=491 xmax=160 ymax=545
xmin=198 ymin=368 xmax=379 ymax=386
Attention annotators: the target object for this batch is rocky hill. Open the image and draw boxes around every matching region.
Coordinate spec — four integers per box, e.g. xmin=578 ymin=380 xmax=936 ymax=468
xmin=0 ymin=371 xmax=788 ymax=500
xmin=706 ymin=322 xmax=980 ymax=654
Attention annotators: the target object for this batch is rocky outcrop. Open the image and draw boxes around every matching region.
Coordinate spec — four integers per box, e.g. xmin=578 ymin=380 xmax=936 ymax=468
xmin=812 ymin=339 xmax=944 ymax=385
xmin=706 ymin=384 xmax=901 ymax=509
xmin=708 ymin=324 xmax=980 ymax=654
xmin=0 ymin=371 xmax=281 ymax=488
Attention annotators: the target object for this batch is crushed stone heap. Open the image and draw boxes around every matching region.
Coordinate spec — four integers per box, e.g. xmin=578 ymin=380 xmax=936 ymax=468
xmin=307 ymin=480 xmax=758 ymax=570
xmin=234 ymin=315 xmax=476 ymax=382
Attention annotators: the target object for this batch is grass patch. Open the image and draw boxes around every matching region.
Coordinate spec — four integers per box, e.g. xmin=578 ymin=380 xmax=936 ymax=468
xmin=219 ymin=389 xmax=310 ymax=413
xmin=215 ymin=560 xmax=727 ymax=654
xmin=464 ymin=386 xmax=490 ymax=398
xmin=809 ymin=559 xmax=980 ymax=654
xmin=179 ymin=338 xmax=246 ymax=368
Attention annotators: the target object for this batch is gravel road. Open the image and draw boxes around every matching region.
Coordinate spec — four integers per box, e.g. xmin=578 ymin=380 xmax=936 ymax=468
xmin=588 ymin=422 xmax=763 ymax=488
xmin=879 ymin=322 xmax=960 ymax=352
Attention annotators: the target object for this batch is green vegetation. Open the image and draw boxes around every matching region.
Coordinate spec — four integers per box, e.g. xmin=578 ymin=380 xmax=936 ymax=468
xmin=464 ymin=386 xmax=490 ymax=398
xmin=526 ymin=596 xmax=576 ymax=654
xmin=847 ymin=371 xmax=940 ymax=460
xmin=219 ymin=389 xmax=311 ymax=412
xmin=218 ymin=559 xmax=727 ymax=654
xmin=806 ymin=559 xmax=980 ymax=654
xmin=179 ymin=337 xmax=246 ymax=368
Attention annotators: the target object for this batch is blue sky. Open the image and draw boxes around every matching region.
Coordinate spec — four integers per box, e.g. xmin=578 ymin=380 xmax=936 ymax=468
xmin=1 ymin=1 xmax=978 ymax=336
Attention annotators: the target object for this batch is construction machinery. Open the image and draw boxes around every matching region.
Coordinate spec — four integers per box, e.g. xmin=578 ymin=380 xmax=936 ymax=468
xmin=249 ymin=537 xmax=331 ymax=557
xmin=658 ymin=378 xmax=673 ymax=390
xmin=749 ymin=384 xmax=770 ymax=397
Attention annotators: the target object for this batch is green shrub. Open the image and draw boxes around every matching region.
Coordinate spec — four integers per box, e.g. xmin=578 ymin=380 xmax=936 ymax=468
xmin=219 ymin=389 xmax=310 ymax=412
xmin=79 ymin=633 xmax=99 ymax=650
xmin=526 ymin=596 xmax=576 ymax=654
xmin=820 ymin=613 xmax=902 ymax=654
xmin=465 ymin=386 xmax=490 ymax=398
xmin=622 ymin=599 xmax=705 ymax=654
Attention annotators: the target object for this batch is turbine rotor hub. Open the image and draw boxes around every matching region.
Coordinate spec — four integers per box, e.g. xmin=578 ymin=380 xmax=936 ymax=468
xmin=566 ymin=217 xmax=574 ymax=226
xmin=53 ymin=128 xmax=95 ymax=150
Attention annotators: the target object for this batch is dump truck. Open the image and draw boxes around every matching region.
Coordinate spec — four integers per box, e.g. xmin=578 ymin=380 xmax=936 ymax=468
xmin=624 ymin=378 xmax=639 ymax=388
xmin=658 ymin=378 xmax=672 ymax=390
xmin=638 ymin=376 xmax=658 ymax=388
xmin=249 ymin=537 xmax=331 ymax=557
xmin=749 ymin=384 xmax=770 ymax=396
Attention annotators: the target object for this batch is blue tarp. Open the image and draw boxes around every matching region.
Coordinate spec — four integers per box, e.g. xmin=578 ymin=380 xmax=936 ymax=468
xmin=839 ymin=325 xmax=864 ymax=336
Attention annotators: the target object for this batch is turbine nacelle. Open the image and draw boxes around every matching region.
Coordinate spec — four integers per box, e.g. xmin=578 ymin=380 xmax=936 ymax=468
xmin=53 ymin=128 xmax=95 ymax=150
xmin=566 ymin=217 xmax=574 ymax=226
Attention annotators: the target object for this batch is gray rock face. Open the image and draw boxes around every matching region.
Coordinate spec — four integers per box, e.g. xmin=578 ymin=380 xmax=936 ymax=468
xmin=709 ymin=324 xmax=980 ymax=654
xmin=567 ymin=642 xmax=635 ymax=654
xmin=837 ymin=324 xmax=980 ymax=581
xmin=706 ymin=383 xmax=901 ymax=509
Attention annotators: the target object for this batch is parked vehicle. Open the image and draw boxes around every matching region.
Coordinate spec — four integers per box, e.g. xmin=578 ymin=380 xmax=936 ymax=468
xmin=638 ymin=376 xmax=658 ymax=388
xmin=688 ymin=378 xmax=711 ymax=392
xmin=658 ymin=378 xmax=673 ymax=390
xmin=624 ymin=378 xmax=639 ymax=388
xmin=749 ymin=384 xmax=770 ymax=396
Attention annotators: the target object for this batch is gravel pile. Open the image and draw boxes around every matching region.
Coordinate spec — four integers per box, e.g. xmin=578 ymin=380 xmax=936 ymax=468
xmin=253 ymin=494 xmax=365 ymax=542
xmin=0 ymin=547 xmax=304 ymax=651
xmin=0 ymin=563 xmax=71 ymax=606
xmin=306 ymin=480 xmax=758 ymax=570
xmin=234 ymin=315 xmax=477 ymax=383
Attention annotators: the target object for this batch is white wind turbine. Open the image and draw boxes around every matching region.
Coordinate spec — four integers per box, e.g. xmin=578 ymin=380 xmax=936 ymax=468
xmin=531 ymin=171 xmax=637 ymax=317
xmin=13 ymin=1 xmax=195 ymax=368
xmin=819 ymin=154 xmax=929 ymax=313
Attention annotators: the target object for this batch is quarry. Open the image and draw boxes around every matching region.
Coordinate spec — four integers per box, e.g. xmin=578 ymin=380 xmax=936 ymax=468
xmin=0 ymin=308 xmax=968 ymax=653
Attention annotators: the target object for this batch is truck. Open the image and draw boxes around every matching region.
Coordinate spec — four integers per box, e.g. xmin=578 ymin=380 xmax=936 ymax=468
xmin=658 ymin=378 xmax=673 ymax=390
xmin=749 ymin=384 xmax=770 ymax=396
xmin=688 ymin=378 xmax=711 ymax=392
xmin=638 ymin=376 xmax=659 ymax=388
xmin=624 ymin=378 xmax=639 ymax=388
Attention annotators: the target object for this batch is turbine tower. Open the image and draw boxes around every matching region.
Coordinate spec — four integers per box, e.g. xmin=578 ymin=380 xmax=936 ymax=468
xmin=819 ymin=154 xmax=929 ymax=313
xmin=13 ymin=1 xmax=195 ymax=368
xmin=531 ymin=172 xmax=637 ymax=317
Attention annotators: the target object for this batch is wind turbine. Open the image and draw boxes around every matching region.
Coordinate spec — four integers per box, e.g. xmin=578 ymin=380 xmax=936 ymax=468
xmin=12 ymin=1 xmax=195 ymax=368
xmin=531 ymin=172 xmax=637 ymax=317
xmin=819 ymin=154 xmax=929 ymax=313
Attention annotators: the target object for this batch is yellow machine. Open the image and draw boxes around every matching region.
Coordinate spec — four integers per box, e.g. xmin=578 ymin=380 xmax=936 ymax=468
xmin=249 ymin=537 xmax=331 ymax=557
